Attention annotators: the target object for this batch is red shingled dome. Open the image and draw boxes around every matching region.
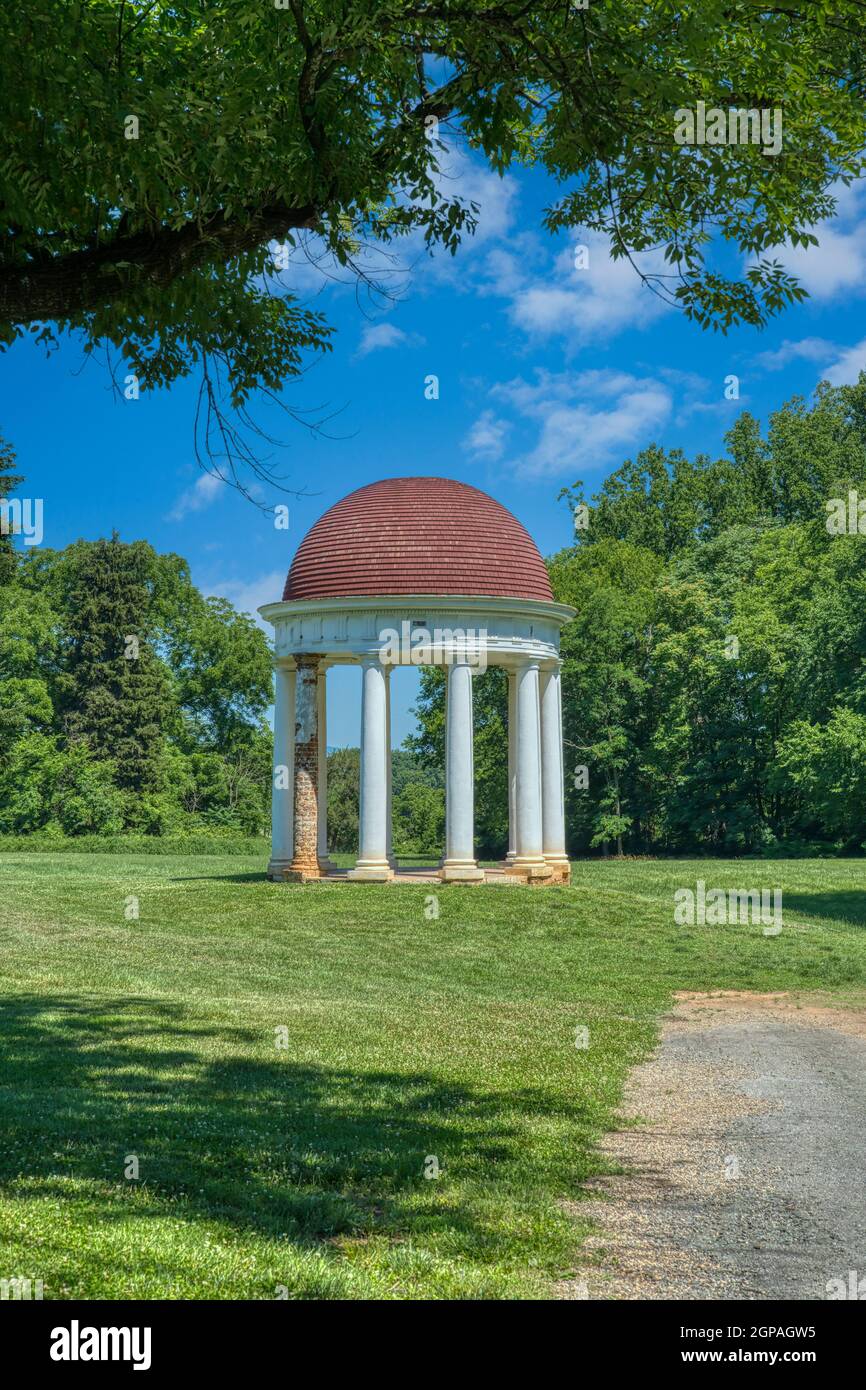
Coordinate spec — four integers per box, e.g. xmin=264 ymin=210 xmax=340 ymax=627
xmin=283 ymin=477 xmax=554 ymax=603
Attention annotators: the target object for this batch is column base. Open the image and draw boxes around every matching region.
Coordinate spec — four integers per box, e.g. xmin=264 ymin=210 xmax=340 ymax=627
xmin=440 ymin=860 xmax=486 ymax=883
xmin=267 ymin=859 xmax=294 ymax=881
xmin=544 ymin=855 xmax=571 ymax=884
xmin=282 ymin=857 xmax=327 ymax=883
xmin=347 ymin=859 xmax=394 ymax=881
xmin=504 ymin=857 xmax=554 ymax=885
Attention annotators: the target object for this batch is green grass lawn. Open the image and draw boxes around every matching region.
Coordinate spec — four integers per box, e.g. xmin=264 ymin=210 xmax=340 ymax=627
xmin=1 ymin=853 xmax=865 ymax=1300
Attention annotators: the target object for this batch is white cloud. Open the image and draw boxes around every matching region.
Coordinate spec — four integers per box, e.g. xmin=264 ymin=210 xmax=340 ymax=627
xmin=510 ymin=285 xmax=580 ymax=335
xmin=356 ymin=322 xmax=426 ymax=357
xmin=266 ymin=145 xmax=520 ymax=306
xmin=674 ymin=396 xmax=747 ymax=428
xmin=476 ymin=243 xmax=531 ymax=298
xmin=357 ymin=323 xmax=408 ymax=355
xmin=755 ymin=337 xmax=835 ymax=371
xmin=491 ymin=368 xmax=672 ymax=478
xmin=767 ymin=181 xmax=866 ymax=302
xmin=778 ymin=227 xmax=866 ymax=301
xmin=503 ymin=237 xmax=670 ymax=346
xmin=657 ymin=367 xmax=712 ymax=393
xmin=400 ymin=148 xmax=519 ymax=287
xmin=205 ymin=570 xmax=286 ymax=627
xmin=463 ymin=408 xmax=510 ymax=462
xmin=823 ymin=337 xmax=866 ymax=386
xmin=752 ymin=324 xmax=866 ymax=387
xmin=453 ymin=163 xmax=516 ymax=246
xmin=167 ymin=472 xmax=225 ymax=523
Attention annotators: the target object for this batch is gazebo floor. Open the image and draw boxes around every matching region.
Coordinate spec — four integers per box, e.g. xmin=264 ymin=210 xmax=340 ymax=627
xmin=324 ymin=864 xmax=520 ymax=886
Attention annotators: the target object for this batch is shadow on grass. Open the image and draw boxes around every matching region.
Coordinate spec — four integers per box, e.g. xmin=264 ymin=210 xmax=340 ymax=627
xmin=170 ymin=872 xmax=271 ymax=884
xmin=0 ymin=995 xmax=592 ymax=1260
xmin=170 ymin=866 xmax=444 ymax=884
xmin=783 ymin=890 xmax=866 ymax=927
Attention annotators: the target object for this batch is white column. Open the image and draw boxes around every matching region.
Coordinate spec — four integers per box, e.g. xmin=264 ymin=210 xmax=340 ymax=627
xmin=268 ymin=663 xmax=296 ymax=877
xmin=317 ymin=665 xmax=331 ymax=871
xmin=441 ymin=661 xmax=484 ymax=882
xmin=348 ymin=658 xmax=393 ymax=880
xmin=385 ymin=666 xmax=396 ymax=868
xmin=268 ymin=664 xmax=295 ymax=878
xmin=507 ymin=660 xmax=552 ymax=880
xmin=506 ymin=669 xmax=517 ymax=862
xmin=540 ymin=665 xmax=569 ymax=882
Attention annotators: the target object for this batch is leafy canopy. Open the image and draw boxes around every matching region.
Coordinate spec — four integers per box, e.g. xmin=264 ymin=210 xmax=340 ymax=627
xmin=2 ymin=0 xmax=866 ymax=414
xmin=0 ymin=536 xmax=275 ymax=837
xmin=548 ymin=377 xmax=866 ymax=855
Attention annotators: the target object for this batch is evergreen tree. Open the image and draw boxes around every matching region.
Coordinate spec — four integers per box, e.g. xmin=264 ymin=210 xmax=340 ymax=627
xmin=57 ymin=534 xmax=170 ymax=795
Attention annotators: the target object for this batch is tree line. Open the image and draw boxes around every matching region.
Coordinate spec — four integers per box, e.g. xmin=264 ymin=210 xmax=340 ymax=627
xmin=4 ymin=376 xmax=866 ymax=857
xmin=0 ymin=491 xmax=274 ymax=839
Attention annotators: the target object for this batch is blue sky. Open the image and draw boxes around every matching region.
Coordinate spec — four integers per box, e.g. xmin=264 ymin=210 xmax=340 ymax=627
xmin=5 ymin=145 xmax=866 ymax=746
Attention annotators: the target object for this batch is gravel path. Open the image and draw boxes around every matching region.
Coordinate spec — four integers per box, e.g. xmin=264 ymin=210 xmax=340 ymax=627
xmin=560 ymin=992 xmax=866 ymax=1300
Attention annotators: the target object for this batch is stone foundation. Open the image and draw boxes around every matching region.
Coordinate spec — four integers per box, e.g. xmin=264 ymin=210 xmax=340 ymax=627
xmin=544 ymin=856 xmax=572 ymax=885
xmin=503 ymin=858 xmax=554 ymax=885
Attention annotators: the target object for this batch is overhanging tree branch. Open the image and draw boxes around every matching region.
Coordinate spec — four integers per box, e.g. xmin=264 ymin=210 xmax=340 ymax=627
xmin=0 ymin=201 xmax=319 ymax=325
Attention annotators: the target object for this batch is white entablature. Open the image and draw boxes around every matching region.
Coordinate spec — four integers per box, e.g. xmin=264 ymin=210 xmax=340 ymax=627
xmin=260 ymin=593 xmax=574 ymax=668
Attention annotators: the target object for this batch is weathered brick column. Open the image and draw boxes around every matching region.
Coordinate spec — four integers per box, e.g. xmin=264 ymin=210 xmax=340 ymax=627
xmin=285 ymin=655 xmax=323 ymax=882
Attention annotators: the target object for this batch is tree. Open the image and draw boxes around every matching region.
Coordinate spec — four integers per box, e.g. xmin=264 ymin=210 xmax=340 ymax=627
xmin=550 ymin=539 xmax=661 ymax=855
xmin=173 ymin=740 xmax=270 ymax=835
xmin=168 ymin=594 xmax=272 ymax=746
xmin=409 ymin=666 xmax=509 ymax=857
xmin=0 ymin=732 xmax=124 ymax=836
xmin=404 ymin=383 xmax=866 ymax=857
xmin=773 ymin=708 xmax=866 ymax=851
xmin=562 ymin=378 xmax=866 ymax=557
xmin=0 ymin=579 xmax=57 ymax=748
xmin=553 ymin=381 xmax=866 ymax=855
xmin=326 ymin=747 xmax=360 ymax=853
xmin=392 ymin=746 xmax=442 ymax=796
xmin=3 ymin=1 xmax=866 ymax=482
xmin=0 ymin=533 xmax=278 ymax=837
xmin=0 ymin=435 xmax=23 ymax=585
xmin=468 ymin=669 xmax=509 ymax=857
xmin=393 ymin=781 xmax=445 ymax=857
xmin=55 ymin=534 xmax=172 ymax=795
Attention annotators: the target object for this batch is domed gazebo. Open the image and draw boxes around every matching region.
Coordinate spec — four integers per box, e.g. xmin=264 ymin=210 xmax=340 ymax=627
xmin=259 ymin=477 xmax=575 ymax=884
